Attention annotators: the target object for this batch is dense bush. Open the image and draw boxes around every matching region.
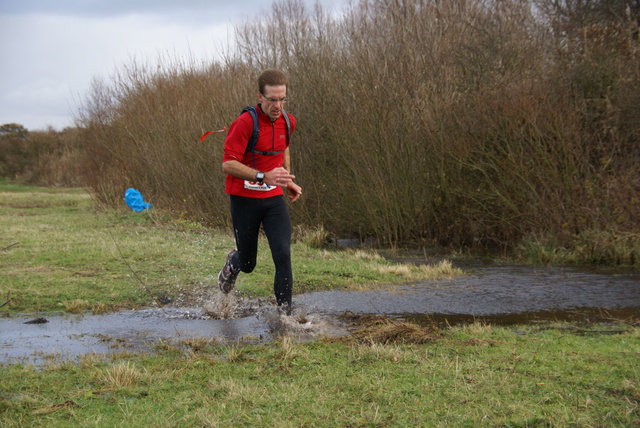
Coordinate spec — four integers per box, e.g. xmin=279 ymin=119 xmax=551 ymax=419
xmin=70 ymin=0 xmax=639 ymax=257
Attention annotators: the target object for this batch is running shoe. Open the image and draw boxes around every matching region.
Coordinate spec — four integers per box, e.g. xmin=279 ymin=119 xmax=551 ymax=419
xmin=218 ymin=249 xmax=239 ymax=293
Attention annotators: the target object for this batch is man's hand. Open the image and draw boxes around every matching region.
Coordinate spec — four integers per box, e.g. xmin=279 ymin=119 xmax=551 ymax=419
xmin=286 ymin=182 xmax=302 ymax=202
xmin=264 ymin=167 xmax=295 ymax=187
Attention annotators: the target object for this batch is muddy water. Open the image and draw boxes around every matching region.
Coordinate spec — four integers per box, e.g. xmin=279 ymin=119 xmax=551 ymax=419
xmin=297 ymin=262 xmax=640 ymax=325
xmin=0 ymin=304 xmax=348 ymax=365
xmin=2 ymin=262 xmax=639 ymax=364
xmin=1 ymin=308 xmax=269 ymax=364
xmin=297 ymin=263 xmax=640 ymax=317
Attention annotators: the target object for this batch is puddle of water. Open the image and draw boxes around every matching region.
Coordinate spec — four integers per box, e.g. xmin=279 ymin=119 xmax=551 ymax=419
xmin=296 ymin=264 xmax=640 ymax=317
xmin=0 ymin=308 xmax=264 ymax=365
xmin=2 ymin=263 xmax=638 ymax=365
xmin=0 ymin=293 xmax=348 ymax=365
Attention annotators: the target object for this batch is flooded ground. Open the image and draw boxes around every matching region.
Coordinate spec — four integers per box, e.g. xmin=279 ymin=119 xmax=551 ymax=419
xmin=297 ymin=262 xmax=640 ymax=320
xmin=2 ymin=261 xmax=639 ymax=364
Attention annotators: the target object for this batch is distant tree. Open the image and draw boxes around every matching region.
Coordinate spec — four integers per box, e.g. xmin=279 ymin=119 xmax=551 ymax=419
xmin=0 ymin=123 xmax=29 ymax=138
xmin=0 ymin=124 xmax=31 ymax=179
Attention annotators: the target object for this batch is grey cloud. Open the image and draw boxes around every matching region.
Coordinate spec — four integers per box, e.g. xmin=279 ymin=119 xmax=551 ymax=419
xmin=0 ymin=0 xmax=262 ymax=19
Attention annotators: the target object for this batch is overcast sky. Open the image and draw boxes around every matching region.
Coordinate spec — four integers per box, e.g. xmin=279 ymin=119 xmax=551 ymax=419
xmin=0 ymin=0 xmax=348 ymax=131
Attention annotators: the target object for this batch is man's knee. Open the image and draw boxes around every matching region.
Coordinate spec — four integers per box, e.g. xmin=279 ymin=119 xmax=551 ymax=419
xmin=239 ymin=260 xmax=256 ymax=273
xmin=271 ymin=246 xmax=291 ymax=266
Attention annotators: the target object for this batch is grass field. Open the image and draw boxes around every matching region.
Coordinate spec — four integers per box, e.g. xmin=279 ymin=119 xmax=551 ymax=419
xmin=0 ymin=182 xmax=460 ymax=314
xmin=1 ymin=184 xmax=639 ymax=427
xmin=2 ymin=320 xmax=639 ymax=427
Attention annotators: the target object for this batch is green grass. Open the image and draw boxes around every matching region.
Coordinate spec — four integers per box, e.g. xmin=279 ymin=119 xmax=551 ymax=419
xmin=1 ymin=322 xmax=638 ymax=427
xmin=2 ymin=184 xmax=638 ymax=427
xmin=0 ymin=183 xmax=461 ymax=313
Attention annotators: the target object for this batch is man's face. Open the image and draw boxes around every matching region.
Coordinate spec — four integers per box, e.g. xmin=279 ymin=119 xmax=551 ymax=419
xmin=259 ymin=84 xmax=287 ymax=122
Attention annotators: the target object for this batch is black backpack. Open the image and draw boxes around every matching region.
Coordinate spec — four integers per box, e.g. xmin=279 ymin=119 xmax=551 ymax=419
xmin=241 ymin=106 xmax=291 ymax=156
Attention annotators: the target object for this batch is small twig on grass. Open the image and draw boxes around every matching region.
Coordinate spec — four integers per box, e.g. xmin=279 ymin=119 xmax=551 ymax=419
xmin=105 ymin=227 xmax=168 ymax=315
xmin=31 ymin=400 xmax=79 ymax=415
xmin=0 ymin=299 xmax=12 ymax=309
xmin=1 ymin=242 xmax=19 ymax=251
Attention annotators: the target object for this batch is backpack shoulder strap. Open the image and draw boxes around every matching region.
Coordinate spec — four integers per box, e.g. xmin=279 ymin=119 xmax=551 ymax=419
xmin=282 ymin=108 xmax=291 ymax=147
xmin=241 ymin=106 xmax=259 ymax=154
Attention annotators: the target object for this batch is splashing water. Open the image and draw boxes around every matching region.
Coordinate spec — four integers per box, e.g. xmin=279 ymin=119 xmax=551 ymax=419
xmin=260 ymin=306 xmax=349 ymax=340
xmin=201 ymin=292 xmax=347 ymax=339
xmin=202 ymin=289 xmax=349 ymax=338
xmin=203 ymin=291 xmax=240 ymax=319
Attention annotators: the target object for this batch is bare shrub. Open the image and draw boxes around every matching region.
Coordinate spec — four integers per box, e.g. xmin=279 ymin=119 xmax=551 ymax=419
xmin=75 ymin=0 xmax=640 ymax=259
xmin=0 ymin=123 xmax=31 ymax=180
xmin=27 ymin=128 xmax=87 ymax=187
xmin=77 ymin=59 xmax=251 ymax=226
xmin=0 ymin=123 xmax=87 ymax=187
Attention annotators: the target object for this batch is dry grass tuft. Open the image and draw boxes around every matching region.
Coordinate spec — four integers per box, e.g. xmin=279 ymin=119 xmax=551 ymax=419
xmin=422 ymin=260 xmax=463 ymax=278
xmin=277 ymin=336 xmax=308 ymax=363
xmin=351 ymin=250 xmax=383 ymax=261
xmin=102 ymin=361 xmax=144 ymax=388
xmin=376 ymin=264 xmax=412 ymax=276
xmin=349 ymin=340 xmax=407 ymax=363
xmin=295 ymin=224 xmax=330 ymax=248
xmin=223 ymin=345 xmax=246 ymax=363
xmin=91 ymin=302 xmax=112 ymax=315
xmin=78 ymin=353 xmax=104 ymax=368
xmin=180 ymin=337 xmax=217 ymax=353
xmin=153 ymin=338 xmax=181 ymax=353
xmin=63 ymin=299 xmax=90 ymax=314
xmin=209 ymin=378 xmax=261 ymax=405
xmin=376 ymin=259 xmax=463 ymax=280
xmin=460 ymin=321 xmax=495 ymax=335
xmin=347 ymin=314 xmax=440 ymax=345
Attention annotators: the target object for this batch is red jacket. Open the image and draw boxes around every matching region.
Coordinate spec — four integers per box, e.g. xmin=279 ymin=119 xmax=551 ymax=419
xmin=222 ymin=104 xmax=296 ymax=198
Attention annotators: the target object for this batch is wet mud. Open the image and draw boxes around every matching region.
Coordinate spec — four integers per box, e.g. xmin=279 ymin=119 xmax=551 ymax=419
xmin=2 ymin=262 xmax=638 ymax=364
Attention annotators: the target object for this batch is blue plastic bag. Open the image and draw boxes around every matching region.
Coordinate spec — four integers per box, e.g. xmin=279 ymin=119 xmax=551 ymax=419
xmin=124 ymin=188 xmax=153 ymax=212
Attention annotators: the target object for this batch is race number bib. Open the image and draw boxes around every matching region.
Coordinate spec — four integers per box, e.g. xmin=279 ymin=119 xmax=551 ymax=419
xmin=244 ymin=180 xmax=275 ymax=191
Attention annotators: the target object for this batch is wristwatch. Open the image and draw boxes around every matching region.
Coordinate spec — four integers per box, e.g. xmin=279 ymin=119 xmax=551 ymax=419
xmin=255 ymin=171 xmax=265 ymax=184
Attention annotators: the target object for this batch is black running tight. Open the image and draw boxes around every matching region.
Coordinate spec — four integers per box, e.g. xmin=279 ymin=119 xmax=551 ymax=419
xmin=229 ymin=195 xmax=292 ymax=306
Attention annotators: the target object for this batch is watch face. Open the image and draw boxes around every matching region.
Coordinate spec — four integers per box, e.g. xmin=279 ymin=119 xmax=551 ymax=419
xmin=256 ymin=172 xmax=265 ymax=182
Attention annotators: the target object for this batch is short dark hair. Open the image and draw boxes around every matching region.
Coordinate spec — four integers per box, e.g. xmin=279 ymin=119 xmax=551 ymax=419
xmin=258 ymin=69 xmax=287 ymax=94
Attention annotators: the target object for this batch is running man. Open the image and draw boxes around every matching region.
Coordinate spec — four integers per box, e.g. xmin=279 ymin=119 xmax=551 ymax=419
xmin=217 ymin=69 xmax=302 ymax=315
